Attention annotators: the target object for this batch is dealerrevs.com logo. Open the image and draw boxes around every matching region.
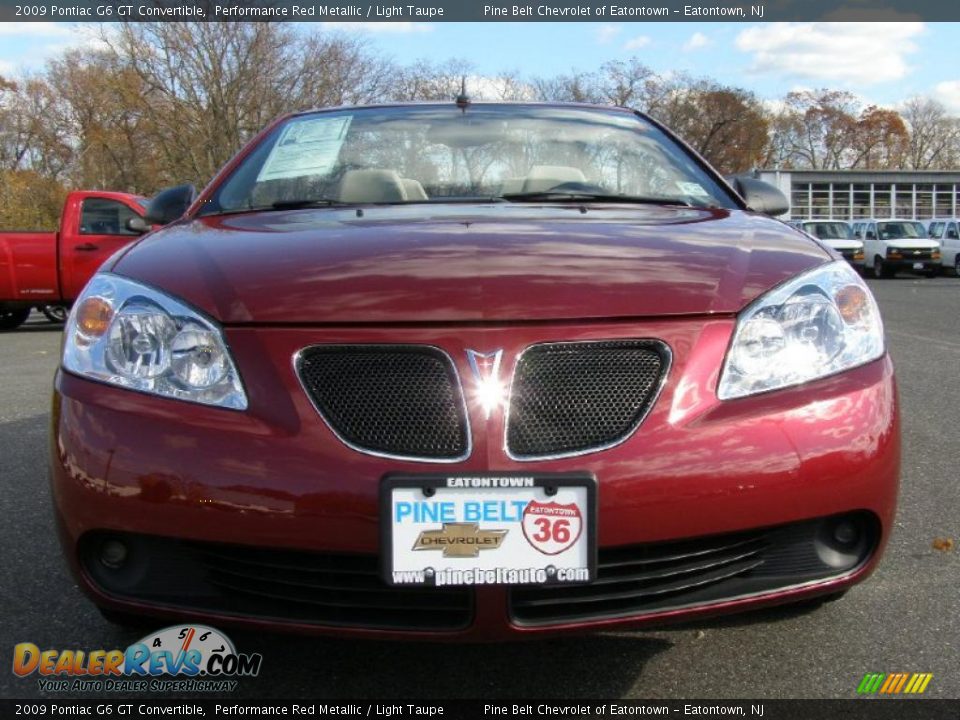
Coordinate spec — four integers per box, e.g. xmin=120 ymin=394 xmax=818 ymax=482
xmin=13 ymin=625 xmax=262 ymax=693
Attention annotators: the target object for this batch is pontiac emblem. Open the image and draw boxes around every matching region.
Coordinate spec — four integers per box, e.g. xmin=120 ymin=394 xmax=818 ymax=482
xmin=413 ymin=522 xmax=508 ymax=558
xmin=466 ymin=349 xmax=504 ymax=418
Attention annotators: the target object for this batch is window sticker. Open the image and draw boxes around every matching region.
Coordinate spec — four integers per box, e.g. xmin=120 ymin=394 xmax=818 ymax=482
xmin=257 ymin=116 xmax=352 ymax=182
xmin=675 ymin=181 xmax=710 ymax=197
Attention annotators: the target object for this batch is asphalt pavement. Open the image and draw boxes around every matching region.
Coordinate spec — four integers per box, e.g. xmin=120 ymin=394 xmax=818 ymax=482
xmin=1 ymin=275 xmax=958 ymax=700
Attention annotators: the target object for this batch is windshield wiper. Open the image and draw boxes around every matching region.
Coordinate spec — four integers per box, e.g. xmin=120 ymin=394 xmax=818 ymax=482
xmin=498 ymin=191 xmax=692 ymax=207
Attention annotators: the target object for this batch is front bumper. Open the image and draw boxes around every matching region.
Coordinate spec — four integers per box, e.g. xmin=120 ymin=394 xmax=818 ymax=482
xmin=837 ymin=249 xmax=864 ymax=265
xmin=884 ymin=256 xmax=939 ymax=272
xmin=50 ymin=319 xmax=900 ymax=640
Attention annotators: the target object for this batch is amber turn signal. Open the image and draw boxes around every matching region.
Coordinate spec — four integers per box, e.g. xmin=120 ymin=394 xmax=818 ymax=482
xmin=75 ymin=297 xmax=114 ymax=339
xmin=835 ymin=285 xmax=870 ymax=325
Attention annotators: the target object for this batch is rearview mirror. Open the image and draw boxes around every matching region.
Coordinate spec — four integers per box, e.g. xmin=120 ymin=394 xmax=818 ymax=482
xmin=727 ymin=175 xmax=790 ymax=217
xmin=728 ymin=176 xmax=789 ymax=217
xmin=126 ymin=216 xmax=150 ymax=235
xmin=144 ymin=184 xmax=197 ymax=225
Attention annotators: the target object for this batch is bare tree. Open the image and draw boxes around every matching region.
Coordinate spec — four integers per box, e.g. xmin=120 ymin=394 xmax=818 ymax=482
xmin=102 ymin=23 xmax=394 ymax=186
xmin=653 ymin=80 xmax=769 ymax=174
xmin=847 ymin=106 xmax=908 ymax=170
xmin=901 ymin=97 xmax=960 ymax=170
xmin=774 ymin=89 xmax=859 ymax=170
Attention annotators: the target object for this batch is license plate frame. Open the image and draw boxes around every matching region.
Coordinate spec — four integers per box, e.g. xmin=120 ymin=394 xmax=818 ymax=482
xmin=381 ymin=472 xmax=597 ymax=587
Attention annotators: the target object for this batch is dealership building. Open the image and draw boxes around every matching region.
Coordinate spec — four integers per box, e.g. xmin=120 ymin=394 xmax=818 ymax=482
xmin=756 ymin=169 xmax=960 ymax=221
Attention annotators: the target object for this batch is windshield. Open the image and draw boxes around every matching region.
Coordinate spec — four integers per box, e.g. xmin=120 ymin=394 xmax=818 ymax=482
xmin=802 ymin=222 xmax=852 ymax=240
xmin=878 ymin=221 xmax=926 ymax=240
xmin=201 ymin=105 xmax=736 ymax=215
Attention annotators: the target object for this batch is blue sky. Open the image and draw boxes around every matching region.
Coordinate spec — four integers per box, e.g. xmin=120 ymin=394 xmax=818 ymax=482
xmin=1 ymin=22 xmax=958 ymax=112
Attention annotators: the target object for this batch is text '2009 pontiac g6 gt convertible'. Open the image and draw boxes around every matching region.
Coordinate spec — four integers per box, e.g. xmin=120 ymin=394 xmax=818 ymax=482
xmin=51 ymin=102 xmax=899 ymax=640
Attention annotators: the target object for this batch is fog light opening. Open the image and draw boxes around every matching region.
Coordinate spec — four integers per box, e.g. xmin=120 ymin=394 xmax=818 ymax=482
xmin=832 ymin=520 xmax=859 ymax=546
xmin=98 ymin=539 xmax=128 ymax=570
xmin=815 ymin=514 xmax=872 ymax=571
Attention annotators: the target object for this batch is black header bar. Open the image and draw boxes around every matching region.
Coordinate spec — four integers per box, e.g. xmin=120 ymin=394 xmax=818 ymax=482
xmin=3 ymin=699 xmax=960 ymax=719
xmin=2 ymin=0 xmax=960 ymax=22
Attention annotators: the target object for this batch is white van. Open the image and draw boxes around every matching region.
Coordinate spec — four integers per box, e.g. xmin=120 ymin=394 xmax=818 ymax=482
xmin=852 ymin=219 xmax=941 ymax=279
xmin=926 ymin=219 xmax=960 ymax=276
xmin=797 ymin=220 xmax=864 ymax=268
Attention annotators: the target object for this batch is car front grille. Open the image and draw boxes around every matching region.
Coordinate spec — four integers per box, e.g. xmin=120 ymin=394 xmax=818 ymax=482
xmin=505 ymin=340 xmax=669 ymax=459
xmin=509 ymin=513 xmax=877 ymax=625
xmin=893 ymin=249 xmax=934 ymax=260
xmin=80 ymin=533 xmax=473 ymax=631
xmin=296 ymin=345 xmax=470 ymax=461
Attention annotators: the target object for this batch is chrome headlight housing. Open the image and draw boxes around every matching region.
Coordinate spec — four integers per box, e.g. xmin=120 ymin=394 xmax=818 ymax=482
xmin=718 ymin=261 xmax=884 ymax=400
xmin=62 ymin=274 xmax=247 ymax=410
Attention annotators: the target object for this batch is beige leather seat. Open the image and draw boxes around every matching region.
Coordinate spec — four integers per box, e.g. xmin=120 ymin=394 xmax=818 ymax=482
xmin=338 ymin=169 xmax=429 ymax=203
xmin=401 ymin=178 xmax=429 ymax=201
xmin=339 ymin=169 xmax=407 ymax=203
xmin=522 ymin=165 xmax=587 ymax=193
xmin=498 ymin=178 xmax=525 ymax=195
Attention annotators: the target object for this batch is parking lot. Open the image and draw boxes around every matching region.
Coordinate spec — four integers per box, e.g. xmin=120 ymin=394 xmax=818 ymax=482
xmin=1 ymin=274 xmax=958 ymax=700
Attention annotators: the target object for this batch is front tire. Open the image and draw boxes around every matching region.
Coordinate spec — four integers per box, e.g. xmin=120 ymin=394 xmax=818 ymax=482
xmin=955 ymin=256 xmax=960 ymax=277
xmin=872 ymin=256 xmax=892 ymax=279
xmin=0 ymin=306 xmax=30 ymax=331
xmin=42 ymin=305 xmax=68 ymax=323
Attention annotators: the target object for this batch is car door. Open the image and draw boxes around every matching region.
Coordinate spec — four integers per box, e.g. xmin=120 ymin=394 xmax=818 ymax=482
xmin=864 ymin=223 xmax=879 ymax=260
xmin=62 ymin=197 xmax=144 ymax=300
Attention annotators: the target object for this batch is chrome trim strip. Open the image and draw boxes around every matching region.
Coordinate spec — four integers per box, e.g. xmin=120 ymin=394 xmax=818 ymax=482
xmin=509 ymin=568 xmax=862 ymax=627
xmin=292 ymin=344 xmax=472 ymax=464
xmin=503 ymin=339 xmax=673 ymax=462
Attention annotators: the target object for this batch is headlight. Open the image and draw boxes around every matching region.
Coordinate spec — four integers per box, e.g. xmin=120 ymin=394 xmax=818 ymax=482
xmin=63 ymin=274 xmax=247 ymax=410
xmin=717 ymin=261 xmax=884 ymax=400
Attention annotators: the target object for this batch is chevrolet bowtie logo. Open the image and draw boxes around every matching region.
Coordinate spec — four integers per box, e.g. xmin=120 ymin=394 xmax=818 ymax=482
xmin=413 ymin=523 xmax=508 ymax=558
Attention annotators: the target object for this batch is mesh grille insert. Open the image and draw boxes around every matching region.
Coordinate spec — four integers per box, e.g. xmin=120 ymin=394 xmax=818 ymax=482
xmin=506 ymin=340 xmax=669 ymax=458
xmin=297 ymin=345 xmax=469 ymax=460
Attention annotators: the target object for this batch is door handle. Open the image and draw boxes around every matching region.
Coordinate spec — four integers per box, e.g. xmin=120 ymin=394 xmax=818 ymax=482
xmin=75 ymin=243 xmax=100 ymax=252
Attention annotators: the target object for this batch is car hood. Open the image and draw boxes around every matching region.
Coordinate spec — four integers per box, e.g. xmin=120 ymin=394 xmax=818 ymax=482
xmin=822 ymin=239 xmax=863 ymax=251
xmin=111 ymin=204 xmax=830 ymax=324
xmin=876 ymin=238 xmax=940 ymax=248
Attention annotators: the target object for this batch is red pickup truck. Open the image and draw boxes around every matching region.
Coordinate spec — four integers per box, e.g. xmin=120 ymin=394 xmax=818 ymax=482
xmin=0 ymin=190 xmax=148 ymax=330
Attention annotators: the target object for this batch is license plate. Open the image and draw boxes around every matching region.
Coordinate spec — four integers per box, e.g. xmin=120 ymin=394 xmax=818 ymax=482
xmin=381 ymin=473 xmax=596 ymax=587
xmin=914 ymin=262 xmax=924 ymax=270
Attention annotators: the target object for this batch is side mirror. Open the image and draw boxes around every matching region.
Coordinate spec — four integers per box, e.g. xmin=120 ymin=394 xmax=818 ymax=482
xmin=729 ymin=176 xmax=789 ymax=217
xmin=144 ymin=184 xmax=197 ymax=225
xmin=126 ymin=216 xmax=150 ymax=235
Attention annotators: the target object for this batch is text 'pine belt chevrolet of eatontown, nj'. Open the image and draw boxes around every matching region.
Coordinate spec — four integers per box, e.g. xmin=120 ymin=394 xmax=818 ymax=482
xmin=51 ymin=102 xmax=899 ymax=640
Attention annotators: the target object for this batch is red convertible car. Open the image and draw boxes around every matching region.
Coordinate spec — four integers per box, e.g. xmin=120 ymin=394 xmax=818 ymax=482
xmin=51 ymin=103 xmax=898 ymax=640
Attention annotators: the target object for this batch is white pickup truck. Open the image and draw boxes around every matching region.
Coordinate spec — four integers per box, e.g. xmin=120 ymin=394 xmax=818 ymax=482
xmin=851 ymin=219 xmax=941 ymax=279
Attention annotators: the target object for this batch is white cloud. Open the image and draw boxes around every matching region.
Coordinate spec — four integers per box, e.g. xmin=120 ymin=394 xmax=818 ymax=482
xmin=683 ymin=32 xmax=710 ymax=51
xmin=735 ymin=22 xmax=924 ymax=86
xmin=0 ymin=23 xmax=109 ymax=75
xmin=320 ymin=22 xmax=432 ymax=33
xmin=934 ymin=80 xmax=960 ymax=115
xmin=623 ymin=35 xmax=651 ymax=51
xmin=0 ymin=22 xmax=76 ymax=37
xmin=595 ymin=24 xmax=622 ymax=45
xmin=465 ymin=75 xmax=537 ymax=101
